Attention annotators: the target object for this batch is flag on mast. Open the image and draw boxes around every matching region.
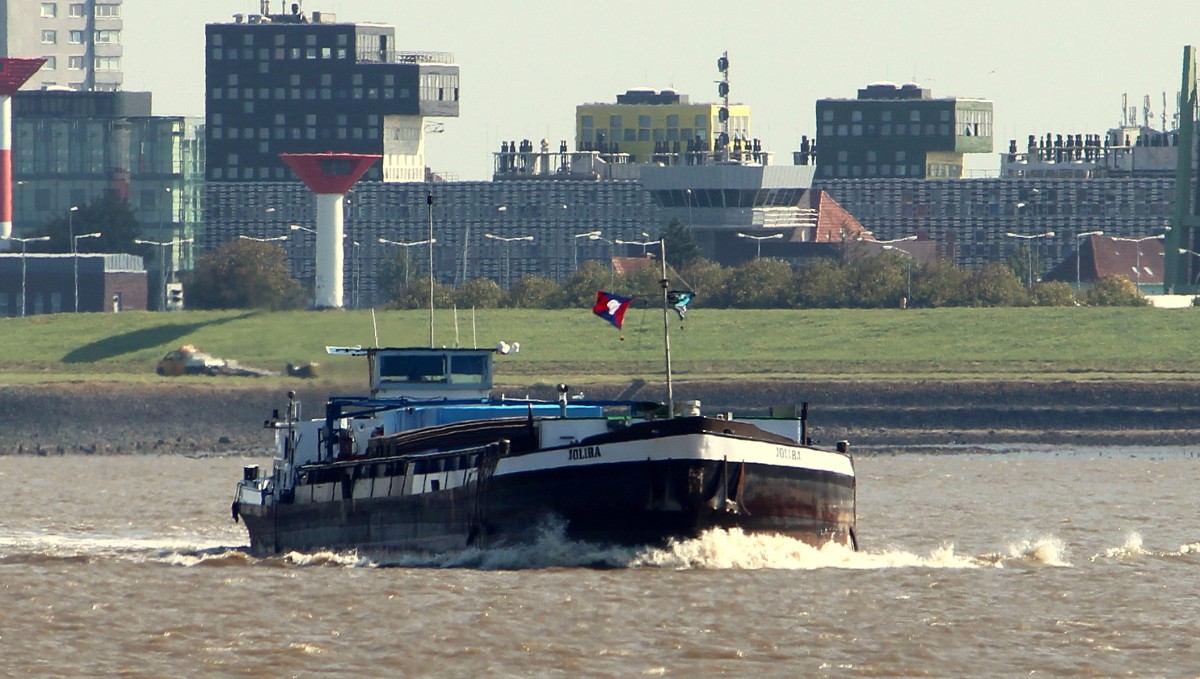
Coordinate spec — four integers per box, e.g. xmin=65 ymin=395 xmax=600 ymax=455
xmin=667 ymin=290 xmax=694 ymax=320
xmin=592 ymin=291 xmax=632 ymax=329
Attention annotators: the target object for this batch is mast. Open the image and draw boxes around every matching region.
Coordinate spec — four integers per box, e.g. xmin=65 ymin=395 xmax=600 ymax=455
xmin=427 ymin=192 xmax=435 ymax=347
xmin=659 ymin=238 xmax=674 ymax=416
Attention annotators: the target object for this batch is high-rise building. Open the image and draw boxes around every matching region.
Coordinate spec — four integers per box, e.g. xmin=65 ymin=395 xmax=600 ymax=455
xmin=815 ymin=82 xmax=992 ymax=180
xmin=576 ymin=88 xmax=751 ymax=164
xmin=204 ymin=4 xmax=459 ymax=183
xmin=1 ymin=0 xmax=124 ymax=91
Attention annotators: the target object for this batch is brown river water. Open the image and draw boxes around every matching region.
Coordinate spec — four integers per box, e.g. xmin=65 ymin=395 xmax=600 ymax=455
xmin=3 ymin=447 xmax=1200 ymax=678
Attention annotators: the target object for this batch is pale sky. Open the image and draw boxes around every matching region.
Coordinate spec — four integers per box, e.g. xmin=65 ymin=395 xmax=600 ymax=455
xmin=122 ymin=0 xmax=1200 ymax=181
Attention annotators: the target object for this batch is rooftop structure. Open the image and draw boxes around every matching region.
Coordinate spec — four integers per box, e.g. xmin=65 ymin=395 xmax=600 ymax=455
xmin=204 ymin=3 xmax=459 ymax=183
xmin=814 ymin=82 xmax=993 ymax=180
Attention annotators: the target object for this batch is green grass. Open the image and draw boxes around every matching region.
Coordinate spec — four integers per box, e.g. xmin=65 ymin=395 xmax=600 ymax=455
xmin=1 ymin=306 xmax=1199 ymax=385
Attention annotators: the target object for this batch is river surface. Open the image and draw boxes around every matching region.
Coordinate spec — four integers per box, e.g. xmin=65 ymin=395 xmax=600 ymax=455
xmin=3 ymin=447 xmax=1200 ymax=678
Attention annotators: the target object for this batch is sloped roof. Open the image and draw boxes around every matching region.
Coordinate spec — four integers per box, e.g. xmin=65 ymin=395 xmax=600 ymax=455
xmin=1045 ymin=235 xmax=1163 ymax=284
xmin=811 ymin=190 xmax=870 ymax=243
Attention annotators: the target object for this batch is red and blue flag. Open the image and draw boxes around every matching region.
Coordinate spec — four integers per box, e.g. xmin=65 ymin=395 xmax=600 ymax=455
xmin=593 ymin=291 xmax=632 ymax=329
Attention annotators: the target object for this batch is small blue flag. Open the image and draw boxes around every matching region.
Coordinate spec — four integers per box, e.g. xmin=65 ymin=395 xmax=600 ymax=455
xmin=667 ymin=290 xmax=694 ymax=320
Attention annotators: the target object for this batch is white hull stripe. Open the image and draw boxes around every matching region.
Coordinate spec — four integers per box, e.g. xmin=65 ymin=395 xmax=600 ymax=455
xmin=495 ymin=433 xmax=854 ymax=478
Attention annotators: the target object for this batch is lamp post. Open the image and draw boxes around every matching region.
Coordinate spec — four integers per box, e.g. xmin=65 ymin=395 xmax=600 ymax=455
xmin=238 ymin=234 xmax=288 ymax=242
xmin=483 ymin=233 xmax=534 ymax=289
xmin=1004 ymin=231 xmax=1056 ymax=288
xmin=615 ymin=235 xmax=657 ymax=257
xmin=1074 ymin=230 xmax=1104 ymax=288
xmin=1179 ymin=248 xmax=1200 ymax=286
xmin=736 ymin=232 xmax=785 ymax=259
xmin=378 ymin=237 xmax=435 ymax=287
xmin=12 ymin=235 xmax=48 ymax=316
xmin=134 ymin=237 xmax=192 ymax=311
xmin=573 ymin=230 xmax=602 ymax=270
xmin=1113 ymin=234 xmax=1165 ymax=291
xmin=72 ymin=231 xmax=101 ymax=313
xmin=67 ymin=205 xmax=78 ymax=246
xmin=881 ymin=244 xmax=914 ymax=303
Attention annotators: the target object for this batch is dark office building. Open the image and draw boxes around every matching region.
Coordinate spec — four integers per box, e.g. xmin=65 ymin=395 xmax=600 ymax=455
xmin=815 ymin=82 xmax=993 ymax=180
xmin=204 ymin=5 xmax=459 ymax=183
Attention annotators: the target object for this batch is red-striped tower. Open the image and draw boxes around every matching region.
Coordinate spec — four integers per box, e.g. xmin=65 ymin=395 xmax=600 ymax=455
xmin=0 ymin=59 xmax=45 ymax=240
xmin=280 ymin=152 xmax=380 ymax=309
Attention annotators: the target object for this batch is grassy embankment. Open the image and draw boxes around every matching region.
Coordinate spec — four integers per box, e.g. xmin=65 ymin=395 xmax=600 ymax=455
xmin=1 ymin=306 xmax=1198 ymax=386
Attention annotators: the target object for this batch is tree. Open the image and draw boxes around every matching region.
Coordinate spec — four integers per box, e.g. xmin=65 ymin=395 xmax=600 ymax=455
xmin=454 ymin=278 xmax=504 ymax=309
xmin=505 ymin=275 xmax=562 ymax=308
xmin=970 ymin=263 xmax=1031 ymax=307
xmin=34 ymin=194 xmax=142 ymax=255
xmin=561 ymin=260 xmax=616 ymax=307
xmin=1083 ymin=275 xmax=1148 ymax=306
xmin=1031 ymin=281 xmax=1077 ymax=307
xmin=186 ymin=239 xmax=305 ymax=309
xmin=678 ymin=259 xmax=730 ymax=308
xmin=794 ymin=258 xmax=851 ymax=308
xmin=726 ymin=258 xmax=793 ymax=308
xmin=848 ymin=253 xmax=908 ymax=308
xmin=391 ymin=278 xmax=455 ymax=310
xmin=376 ymin=251 xmax=423 ymax=304
xmin=909 ymin=260 xmax=974 ymax=308
xmin=659 ymin=218 xmax=702 ymax=270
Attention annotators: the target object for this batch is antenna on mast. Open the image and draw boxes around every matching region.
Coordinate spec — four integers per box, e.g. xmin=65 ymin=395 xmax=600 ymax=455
xmin=717 ymin=51 xmax=731 ymax=162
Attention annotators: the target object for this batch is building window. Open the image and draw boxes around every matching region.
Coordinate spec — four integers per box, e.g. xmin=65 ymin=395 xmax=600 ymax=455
xmin=68 ymin=30 xmax=84 ymax=44
xmin=822 ymin=110 xmax=833 ymax=122
xmin=211 ymin=48 xmax=223 ymax=60
xmin=609 ymin=115 xmax=622 ymax=128
xmin=881 ymin=111 xmax=892 ymax=122
xmin=68 ymin=3 xmax=83 ymax=17
xmin=94 ymin=30 xmax=120 ymax=43
xmin=41 ymin=30 xmax=57 ymax=44
xmin=851 ymin=110 xmax=862 ymax=122
xmin=43 ymin=56 xmax=57 ymax=70
xmin=666 ymin=115 xmax=679 ymax=128
xmin=94 ymin=3 xmax=119 ymax=17
xmin=41 ymin=2 xmax=56 ymax=17
xmin=909 ymin=110 xmax=920 ymax=122
xmin=94 ymin=56 xmax=119 ymax=71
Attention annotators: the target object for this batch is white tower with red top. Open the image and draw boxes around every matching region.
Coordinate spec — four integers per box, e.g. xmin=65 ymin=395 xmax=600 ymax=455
xmin=0 ymin=58 xmax=46 ymax=240
xmin=281 ymin=152 xmax=380 ymax=309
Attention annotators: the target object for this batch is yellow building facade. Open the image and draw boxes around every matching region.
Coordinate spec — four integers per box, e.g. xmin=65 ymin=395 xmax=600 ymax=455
xmin=576 ymin=89 xmax=750 ymax=163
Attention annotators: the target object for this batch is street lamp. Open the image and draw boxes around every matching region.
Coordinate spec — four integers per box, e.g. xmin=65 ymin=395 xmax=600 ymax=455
xmin=615 ymin=236 xmax=657 ymax=256
xmin=1113 ymin=234 xmax=1164 ymax=290
xmin=11 ymin=235 xmax=49 ymax=317
xmin=378 ymin=237 xmax=436 ymax=287
xmin=238 ymin=234 xmax=288 ymax=242
xmin=1004 ymin=231 xmax=1056 ymax=288
xmin=67 ymin=205 xmax=78 ymax=246
xmin=1179 ymin=248 xmax=1200 ymax=286
xmin=483 ymin=233 xmax=534 ymax=289
xmin=882 ymin=244 xmax=914 ymax=303
xmin=72 ymin=231 xmax=101 ymax=313
xmin=134 ymin=237 xmax=193 ymax=311
xmin=736 ymin=232 xmax=785 ymax=259
xmin=1074 ymin=230 xmax=1104 ymax=288
xmin=289 ymin=224 xmax=316 ymax=235
xmin=573 ymin=230 xmax=602 ymax=270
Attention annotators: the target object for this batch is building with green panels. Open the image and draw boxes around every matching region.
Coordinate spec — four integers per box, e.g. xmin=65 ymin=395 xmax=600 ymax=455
xmin=815 ymin=82 xmax=992 ymax=180
xmin=576 ymin=88 xmax=751 ymax=163
xmin=11 ymin=90 xmax=204 ymax=293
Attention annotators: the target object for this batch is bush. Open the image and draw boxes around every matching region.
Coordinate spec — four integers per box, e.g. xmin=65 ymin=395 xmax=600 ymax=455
xmin=1083 ymin=275 xmax=1148 ymax=306
xmin=1031 ymin=281 xmax=1078 ymax=307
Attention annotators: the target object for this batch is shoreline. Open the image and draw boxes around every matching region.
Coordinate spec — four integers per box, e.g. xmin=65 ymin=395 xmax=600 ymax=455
xmin=1 ymin=379 xmax=1198 ymax=455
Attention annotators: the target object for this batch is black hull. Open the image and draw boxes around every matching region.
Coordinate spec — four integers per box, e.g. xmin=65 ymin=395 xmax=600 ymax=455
xmin=239 ymin=457 xmax=855 ymax=556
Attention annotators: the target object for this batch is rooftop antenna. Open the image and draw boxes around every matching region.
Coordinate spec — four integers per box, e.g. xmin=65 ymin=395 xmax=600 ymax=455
xmin=717 ymin=51 xmax=731 ymax=161
xmin=1122 ymin=93 xmax=1128 ymax=126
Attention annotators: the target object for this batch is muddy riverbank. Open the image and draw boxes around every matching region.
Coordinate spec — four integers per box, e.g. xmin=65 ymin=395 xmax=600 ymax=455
xmin=1 ymin=378 xmax=1198 ymax=456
